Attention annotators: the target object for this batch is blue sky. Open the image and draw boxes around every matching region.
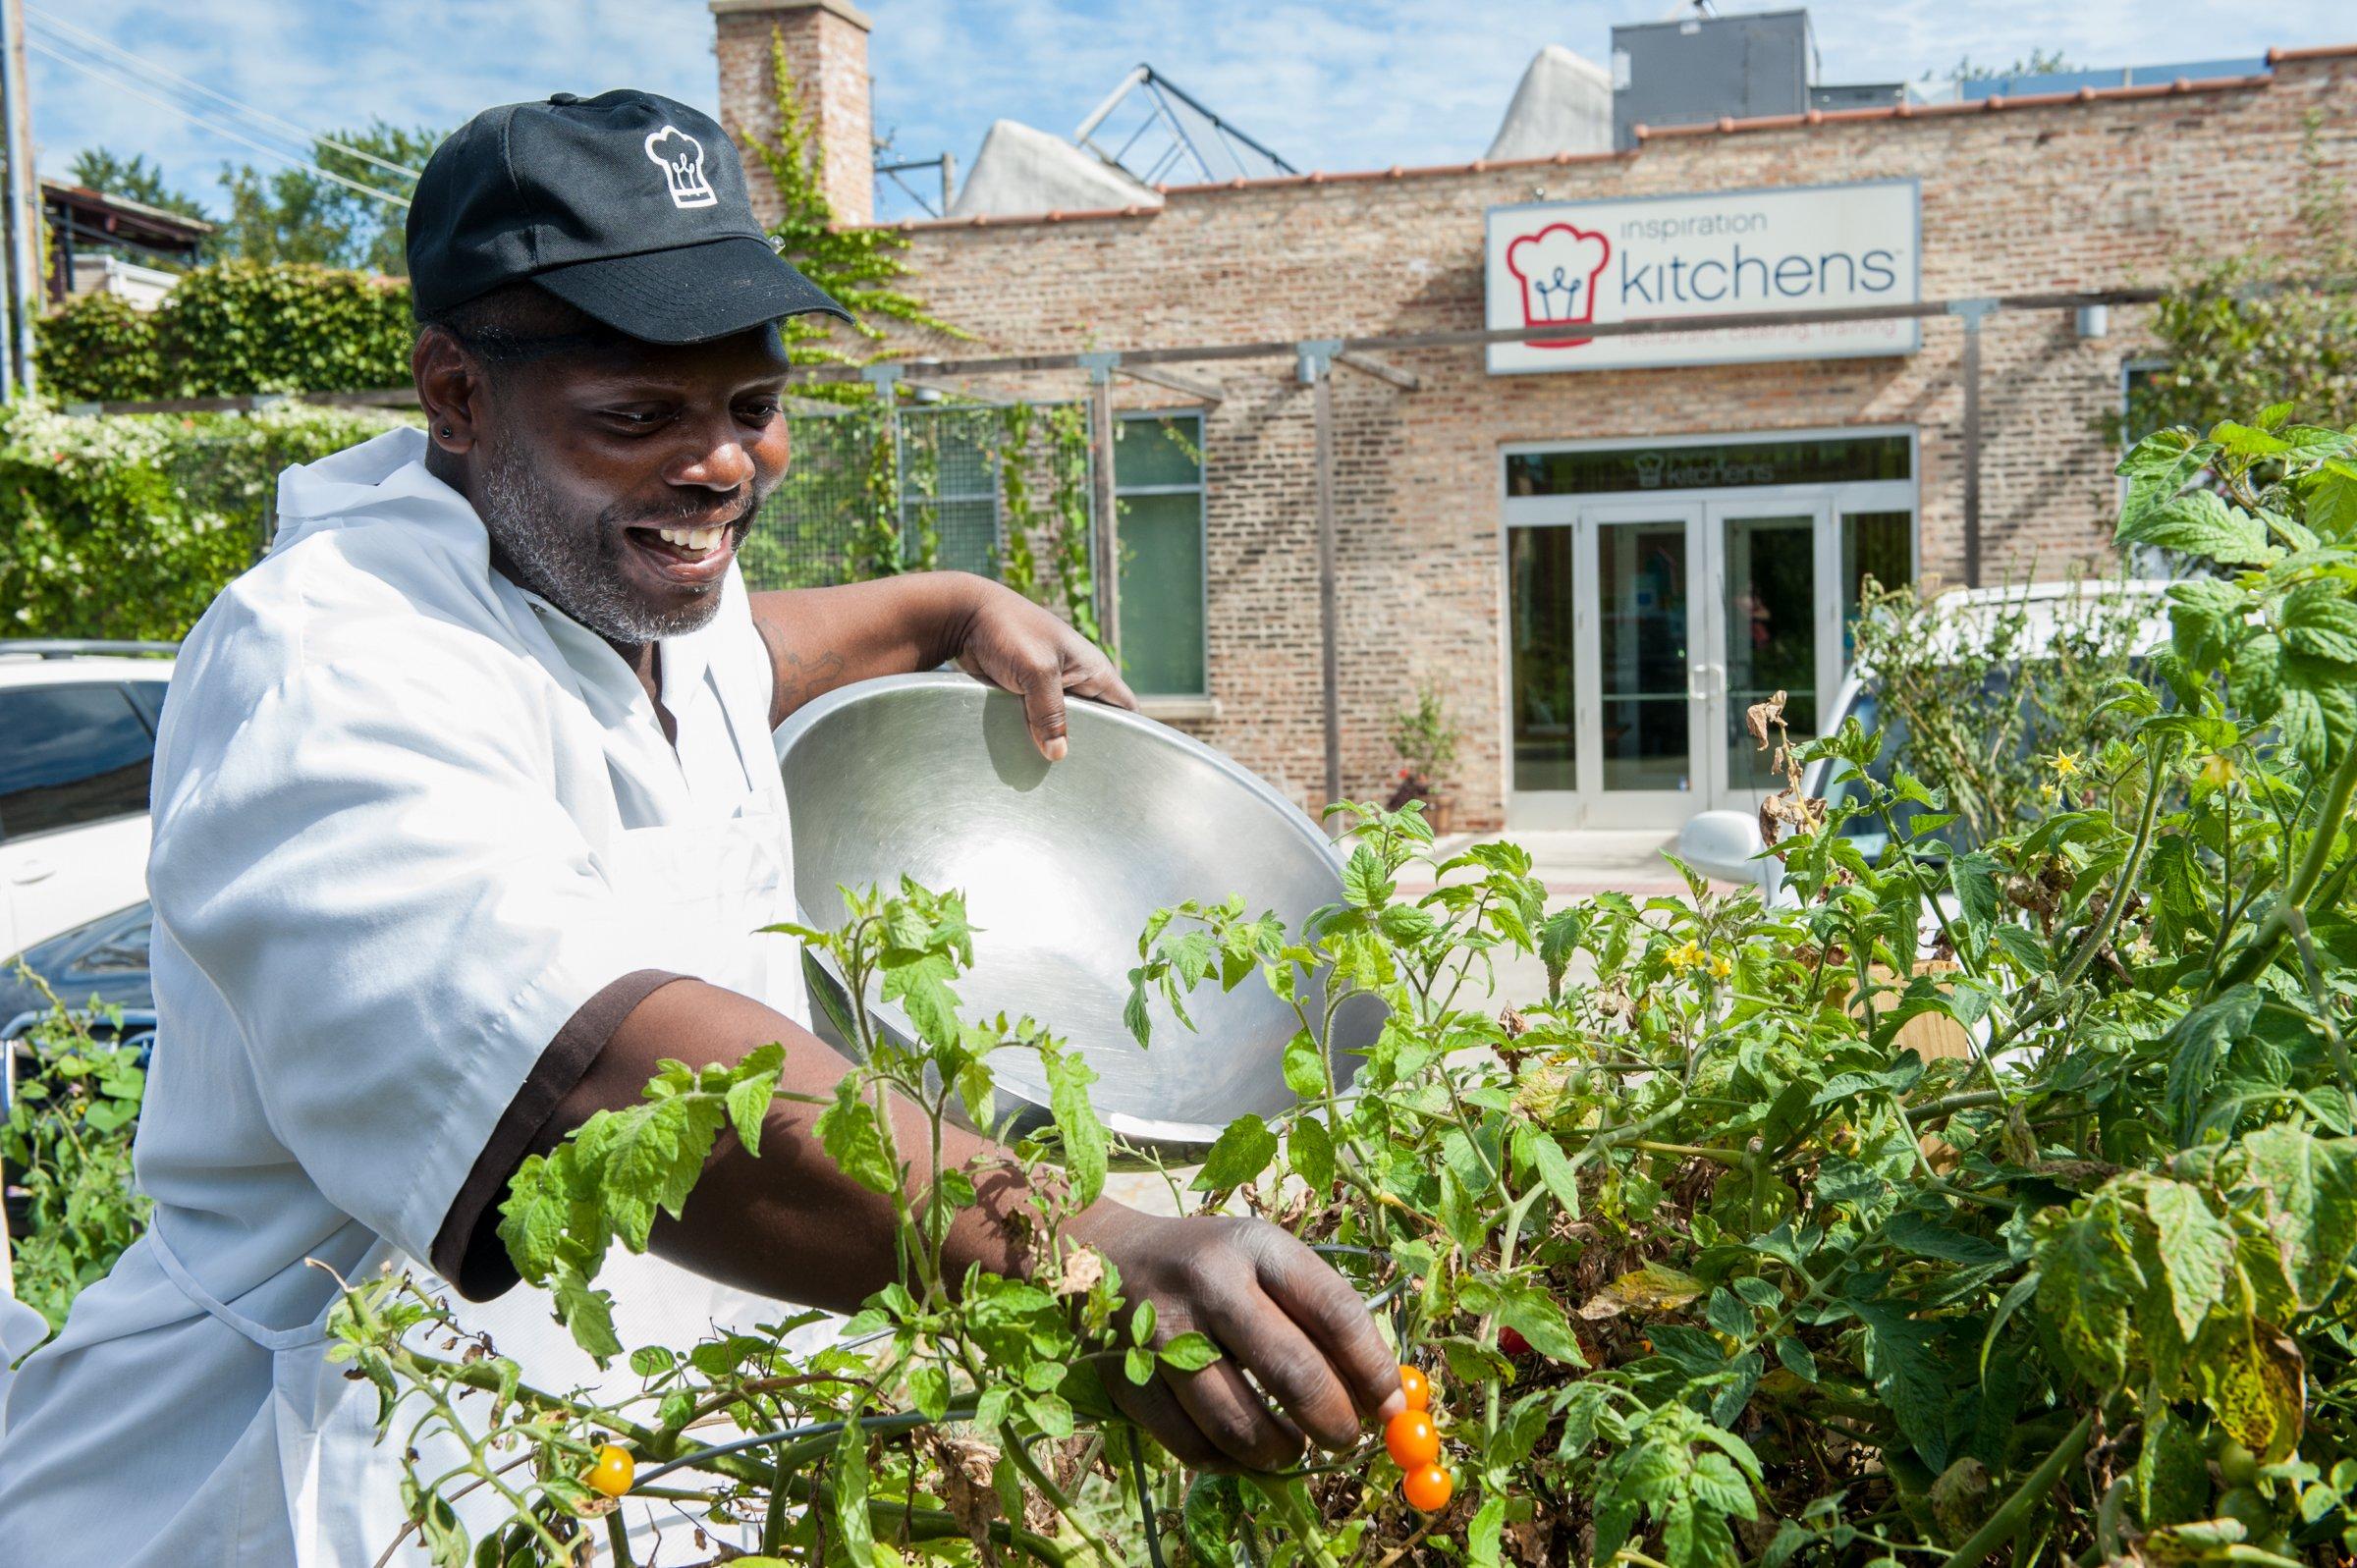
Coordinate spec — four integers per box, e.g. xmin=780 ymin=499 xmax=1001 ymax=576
xmin=26 ymin=0 xmax=2355 ymax=227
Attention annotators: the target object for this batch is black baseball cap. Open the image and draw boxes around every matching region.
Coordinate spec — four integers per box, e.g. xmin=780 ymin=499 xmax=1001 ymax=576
xmin=406 ymin=88 xmax=852 ymax=345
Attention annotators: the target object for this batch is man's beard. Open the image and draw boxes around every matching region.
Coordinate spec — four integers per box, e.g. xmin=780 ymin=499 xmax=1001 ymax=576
xmin=474 ymin=435 xmax=750 ymax=643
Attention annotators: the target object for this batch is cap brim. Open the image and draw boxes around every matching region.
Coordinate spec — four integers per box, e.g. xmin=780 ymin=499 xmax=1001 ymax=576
xmin=532 ymin=235 xmax=853 ymax=345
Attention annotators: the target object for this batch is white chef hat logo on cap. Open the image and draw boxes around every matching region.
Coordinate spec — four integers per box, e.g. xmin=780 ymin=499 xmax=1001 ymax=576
xmin=644 ymin=125 xmax=718 ymax=210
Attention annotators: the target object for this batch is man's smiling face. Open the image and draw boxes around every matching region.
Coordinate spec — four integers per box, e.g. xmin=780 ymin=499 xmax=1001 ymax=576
xmin=435 ymin=287 xmax=795 ymax=644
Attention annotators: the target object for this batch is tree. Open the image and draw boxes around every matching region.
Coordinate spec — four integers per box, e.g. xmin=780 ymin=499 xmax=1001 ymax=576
xmin=2125 ymin=112 xmax=2357 ymax=434
xmin=64 ymin=148 xmax=209 ymax=223
xmin=1938 ymin=48 xmax=2080 ymax=85
xmin=740 ymin=27 xmax=956 ymax=402
xmin=210 ymin=120 xmax=438 ymax=276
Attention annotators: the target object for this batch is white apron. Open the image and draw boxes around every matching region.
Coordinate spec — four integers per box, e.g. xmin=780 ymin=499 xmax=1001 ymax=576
xmin=135 ymin=610 xmax=822 ymax=1566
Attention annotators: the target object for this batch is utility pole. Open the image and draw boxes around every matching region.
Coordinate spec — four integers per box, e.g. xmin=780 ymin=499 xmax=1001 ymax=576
xmin=0 ymin=0 xmax=35 ymax=399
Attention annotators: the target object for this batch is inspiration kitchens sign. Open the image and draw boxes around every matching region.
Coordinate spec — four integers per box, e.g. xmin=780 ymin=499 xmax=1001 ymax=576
xmin=1484 ymin=180 xmax=1921 ymax=374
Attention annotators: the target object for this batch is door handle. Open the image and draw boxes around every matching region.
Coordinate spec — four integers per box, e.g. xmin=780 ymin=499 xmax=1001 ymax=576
xmin=8 ymin=857 xmax=54 ymax=886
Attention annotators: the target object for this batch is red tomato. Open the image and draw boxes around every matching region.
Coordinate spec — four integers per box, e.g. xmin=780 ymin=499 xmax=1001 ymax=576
xmin=1401 ymin=1464 xmax=1453 ymax=1513
xmin=1498 ymin=1325 xmax=1532 ymax=1358
xmin=1385 ymin=1410 xmax=1441 ymax=1470
xmin=1397 ymin=1364 xmax=1430 ymax=1412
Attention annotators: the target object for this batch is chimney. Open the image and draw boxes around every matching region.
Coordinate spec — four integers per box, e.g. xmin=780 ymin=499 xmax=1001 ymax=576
xmin=711 ymin=0 xmax=874 ymax=229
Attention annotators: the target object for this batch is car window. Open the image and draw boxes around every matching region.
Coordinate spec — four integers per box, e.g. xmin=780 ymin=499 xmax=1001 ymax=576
xmin=125 ymin=679 xmax=169 ymax=733
xmin=0 ymin=684 xmax=157 ymax=843
xmin=1822 ymin=656 xmax=2149 ymax=857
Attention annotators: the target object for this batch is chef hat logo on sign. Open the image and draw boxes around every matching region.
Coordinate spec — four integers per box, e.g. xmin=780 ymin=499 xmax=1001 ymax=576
xmin=1505 ymin=222 xmax=1612 ymax=350
xmin=644 ymin=125 xmax=718 ymax=210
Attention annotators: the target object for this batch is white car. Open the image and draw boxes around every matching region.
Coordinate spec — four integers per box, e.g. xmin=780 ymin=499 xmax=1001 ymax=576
xmin=1676 ymin=579 xmax=2173 ymax=902
xmin=0 ymin=641 xmax=176 ymax=960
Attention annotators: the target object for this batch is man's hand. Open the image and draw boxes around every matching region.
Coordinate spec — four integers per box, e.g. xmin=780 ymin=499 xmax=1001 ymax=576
xmin=950 ymin=580 xmax=1136 ymax=761
xmin=1069 ymin=1207 xmax=1407 ymax=1471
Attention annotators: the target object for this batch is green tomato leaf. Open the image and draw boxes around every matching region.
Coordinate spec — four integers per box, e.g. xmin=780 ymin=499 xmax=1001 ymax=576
xmin=1946 ymin=852 xmax=1999 ymax=951
xmin=1124 ymin=967 xmax=1154 ymax=1048
xmin=1183 ymin=1475 xmax=1244 ymax=1566
xmin=1281 ymin=1029 xmax=1329 ymax=1099
xmin=1467 ymin=1494 xmax=1507 ymax=1566
xmin=1191 ymin=1114 xmax=1278 ymax=1191
xmin=1775 ymin=1335 xmax=1818 ymax=1383
xmin=814 ymin=1076 xmax=901 ymax=1197
xmin=1159 ymin=1331 xmax=1223 ymax=1373
xmin=1045 ymin=1047 xmax=1108 ymax=1208
xmin=1289 ymin=1113 xmax=1336 ymax=1189
xmin=1342 ymin=843 xmax=1394 ymax=908
xmin=2119 ymin=487 xmax=2276 ymax=567
xmin=723 ymin=1043 xmax=784 ymax=1156
xmin=2142 ymin=1178 xmax=2236 ymax=1342
xmin=1500 ymin=1287 xmax=1587 ymax=1366
xmin=906 ymin=1363 xmax=950 ymax=1423
xmin=832 ymin=1413 xmax=876 ymax=1560
xmin=552 ymin=1265 xmax=623 ymax=1367
xmin=2281 ymin=581 xmax=2357 ymax=665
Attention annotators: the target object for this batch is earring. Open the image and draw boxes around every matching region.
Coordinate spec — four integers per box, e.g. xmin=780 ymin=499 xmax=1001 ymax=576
xmin=439 ymin=425 xmax=454 ymax=438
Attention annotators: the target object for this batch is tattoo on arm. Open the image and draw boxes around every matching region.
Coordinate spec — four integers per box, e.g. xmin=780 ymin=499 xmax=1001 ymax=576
xmin=760 ymin=613 xmax=847 ymax=727
xmin=779 ymin=647 xmax=846 ymax=709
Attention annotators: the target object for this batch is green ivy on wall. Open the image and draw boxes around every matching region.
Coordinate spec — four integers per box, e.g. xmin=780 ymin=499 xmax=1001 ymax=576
xmin=738 ymin=402 xmax=1102 ymax=643
xmin=0 ymin=399 xmax=412 ymax=640
xmin=33 ymin=261 xmax=414 ymax=405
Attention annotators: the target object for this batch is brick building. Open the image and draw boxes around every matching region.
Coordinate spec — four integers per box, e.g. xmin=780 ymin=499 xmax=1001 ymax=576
xmin=712 ymin=0 xmax=2355 ymax=833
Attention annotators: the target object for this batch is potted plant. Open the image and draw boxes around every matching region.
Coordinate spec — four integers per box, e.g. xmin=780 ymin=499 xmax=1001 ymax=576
xmin=1385 ymin=680 xmax=1462 ymax=834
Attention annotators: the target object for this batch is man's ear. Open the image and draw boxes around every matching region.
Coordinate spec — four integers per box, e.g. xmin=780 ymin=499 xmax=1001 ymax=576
xmin=412 ymin=327 xmax=485 ymax=455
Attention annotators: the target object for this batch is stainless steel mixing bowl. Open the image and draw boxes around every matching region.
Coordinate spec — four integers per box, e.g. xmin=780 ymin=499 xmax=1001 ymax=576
xmin=772 ymin=673 xmax=1380 ymax=1156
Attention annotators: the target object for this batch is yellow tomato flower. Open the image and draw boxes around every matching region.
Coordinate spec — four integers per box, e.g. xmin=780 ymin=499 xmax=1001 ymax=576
xmin=1708 ymin=953 xmax=1733 ymax=981
xmin=2050 ymin=750 xmax=2081 ymax=780
xmin=1666 ymin=940 xmax=1706 ymax=973
xmin=2199 ymin=752 xmax=2236 ymax=790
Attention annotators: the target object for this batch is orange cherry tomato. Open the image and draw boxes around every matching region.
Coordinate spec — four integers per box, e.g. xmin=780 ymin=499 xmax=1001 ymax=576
xmin=1401 ymin=1463 xmax=1453 ymax=1513
xmin=1385 ymin=1409 xmax=1441 ymax=1470
xmin=1397 ymin=1364 xmax=1430 ymax=1412
xmin=586 ymin=1443 xmax=634 ymax=1498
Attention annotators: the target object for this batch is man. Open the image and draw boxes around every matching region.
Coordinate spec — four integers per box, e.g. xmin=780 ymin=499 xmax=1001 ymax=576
xmin=0 ymin=90 xmax=1400 ymax=1564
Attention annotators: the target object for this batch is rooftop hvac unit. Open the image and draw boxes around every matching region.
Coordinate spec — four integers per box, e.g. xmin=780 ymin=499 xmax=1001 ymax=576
xmin=1610 ymin=8 xmax=1815 ymax=147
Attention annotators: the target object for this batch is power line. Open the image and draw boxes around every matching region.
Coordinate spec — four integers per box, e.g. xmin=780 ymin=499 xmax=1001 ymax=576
xmin=27 ymin=38 xmax=411 ymax=209
xmin=25 ymin=4 xmax=420 ymax=182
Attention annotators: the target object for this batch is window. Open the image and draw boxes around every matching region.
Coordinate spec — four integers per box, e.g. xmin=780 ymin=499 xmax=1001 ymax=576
xmin=2120 ymin=358 xmax=2169 ymax=451
xmin=1507 ymin=433 xmax=1912 ymax=498
xmin=0 ymin=684 xmax=157 ymax=842
xmin=126 ymin=679 xmax=169 ymax=733
xmin=899 ymin=407 xmax=1002 ymax=576
xmin=1114 ymin=413 xmax=1208 ymax=697
xmin=1839 ymin=511 xmax=1916 ymax=661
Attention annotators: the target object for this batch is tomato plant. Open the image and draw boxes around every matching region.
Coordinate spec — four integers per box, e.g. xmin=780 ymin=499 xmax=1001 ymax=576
xmin=0 ymin=969 xmax=148 ymax=1333
xmin=327 ymin=410 xmax=2357 ymax=1568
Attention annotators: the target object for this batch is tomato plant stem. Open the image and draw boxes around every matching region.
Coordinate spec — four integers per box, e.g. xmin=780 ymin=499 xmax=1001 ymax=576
xmin=998 ymin=1421 xmax=1121 ymax=1567
xmin=1935 ymin=1410 xmax=2094 ymax=1568
xmin=2211 ymin=734 xmax=2357 ymax=997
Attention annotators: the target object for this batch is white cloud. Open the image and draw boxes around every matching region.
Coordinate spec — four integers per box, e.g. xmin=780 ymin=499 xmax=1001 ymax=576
xmin=23 ymin=0 xmax=2351 ymax=219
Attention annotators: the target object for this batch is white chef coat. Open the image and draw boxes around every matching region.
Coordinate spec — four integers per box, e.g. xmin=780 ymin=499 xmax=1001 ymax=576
xmin=0 ymin=426 xmax=821 ymax=1565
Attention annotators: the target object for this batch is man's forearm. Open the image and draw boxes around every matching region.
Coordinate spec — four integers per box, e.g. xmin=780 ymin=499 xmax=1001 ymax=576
xmin=553 ymin=976 xmax=1049 ymax=1311
xmin=750 ymin=572 xmax=990 ymax=730
xmin=518 ymin=976 xmax=1406 ymax=1470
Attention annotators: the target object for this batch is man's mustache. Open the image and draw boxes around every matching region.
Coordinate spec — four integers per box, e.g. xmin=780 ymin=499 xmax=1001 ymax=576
xmin=603 ymin=488 xmax=763 ymax=530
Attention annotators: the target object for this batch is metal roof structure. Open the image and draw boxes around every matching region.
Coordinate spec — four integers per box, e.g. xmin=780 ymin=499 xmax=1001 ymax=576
xmin=1071 ymin=64 xmax=1296 ymax=188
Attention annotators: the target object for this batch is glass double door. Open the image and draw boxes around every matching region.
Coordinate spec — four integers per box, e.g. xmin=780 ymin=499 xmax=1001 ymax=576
xmin=1507 ymin=498 xmax=1839 ymax=825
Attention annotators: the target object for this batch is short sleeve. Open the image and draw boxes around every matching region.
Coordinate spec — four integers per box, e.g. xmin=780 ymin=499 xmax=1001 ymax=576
xmin=146 ymin=618 xmax=652 ymax=1265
